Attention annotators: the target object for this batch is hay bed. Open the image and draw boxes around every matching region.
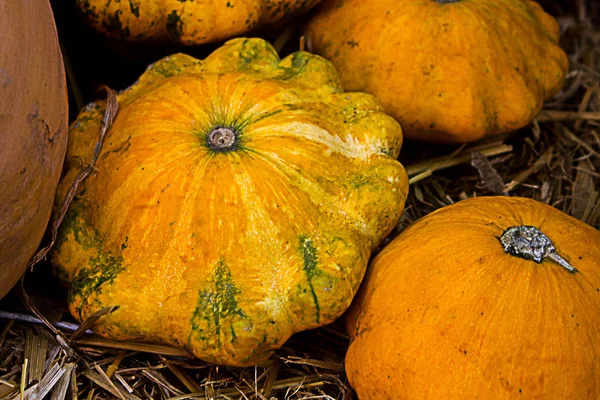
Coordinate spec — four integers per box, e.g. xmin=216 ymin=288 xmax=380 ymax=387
xmin=1 ymin=1 xmax=599 ymax=398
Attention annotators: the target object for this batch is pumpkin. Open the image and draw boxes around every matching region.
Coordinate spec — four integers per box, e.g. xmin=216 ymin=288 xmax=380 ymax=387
xmin=50 ymin=38 xmax=408 ymax=366
xmin=0 ymin=0 xmax=68 ymax=299
xmin=305 ymin=0 xmax=569 ymax=143
xmin=77 ymin=0 xmax=321 ymax=45
xmin=345 ymin=196 xmax=600 ymax=399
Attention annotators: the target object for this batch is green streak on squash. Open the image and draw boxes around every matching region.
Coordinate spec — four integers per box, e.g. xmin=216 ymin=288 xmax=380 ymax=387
xmin=166 ymin=10 xmax=183 ymax=40
xmin=59 ymin=192 xmax=127 ymax=317
xmin=147 ymin=61 xmax=184 ymax=78
xmin=299 ymin=236 xmax=321 ymax=324
xmin=189 ymin=259 xmax=246 ymax=348
xmin=236 ymin=39 xmax=279 ymax=71
xmin=251 ymin=109 xmax=283 ymax=125
xmin=291 ymin=52 xmax=309 ymax=70
xmin=278 ymin=54 xmax=310 ymax=81
xmin=69 ymin=250 xmax=125 ymax=319
xmin=55 ymin=193 xmax=98 ymax=252
xmin=102 ymin=10 xmax=130 ymax=38
xmin=128 ymin=0 xmax=140 ymax=17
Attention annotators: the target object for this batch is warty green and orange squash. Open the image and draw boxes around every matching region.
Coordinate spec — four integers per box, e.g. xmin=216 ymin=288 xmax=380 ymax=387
xmin=50 ymin=37 xmax=409 ymax=366
xmin=0 ymin=0 xmax=68 ymax=299
xmin=77 ymin=0 xmax=321 ymax=45
xmin=345 ymin=196 xmax=600 ymax=399
xmin=305 ymin=0 xmax=569 ymax=143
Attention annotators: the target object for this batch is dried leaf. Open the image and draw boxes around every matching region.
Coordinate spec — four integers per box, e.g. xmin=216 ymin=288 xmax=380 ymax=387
xmin=406 ymin=143 xmax=513 ymax=184
xmin=71 ymin=306 xmax=119 ymax=342
xmin=471 ymin=151 xmax=506 ymax=194
xmin=27 ymin=86 xmax=118 ymax=268
xmin=15 ymin=87 xmax=119 ymax=362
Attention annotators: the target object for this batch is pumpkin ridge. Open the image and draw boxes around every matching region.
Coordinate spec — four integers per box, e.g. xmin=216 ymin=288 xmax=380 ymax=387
xmin=238 ymin=146 xmax=370 ymax=235
xmin=101 ymin=147 xmax=207 ymax=226
xmin=123 ymin=71 xmax=383 ymax=158
xmin=437 ymin=4 xmax=536 ymax=135
xmin=251 ymin=119 xmax=398 ymax=160
xmin=198 ymin=151 xmax=346 ymax=335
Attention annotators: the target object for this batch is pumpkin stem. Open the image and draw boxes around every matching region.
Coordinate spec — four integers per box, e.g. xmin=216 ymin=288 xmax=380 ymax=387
xmin=207 ymin=127 xmax=238 ymax=152
xmin=500 ymin=226 xmax=577 ymax=273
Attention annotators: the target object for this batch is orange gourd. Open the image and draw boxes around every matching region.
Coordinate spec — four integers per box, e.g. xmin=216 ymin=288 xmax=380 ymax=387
xmin=305 ymin=0 xmax=569 ymax=143
xmin=77 ymin=0 xmax=321 ymax=45
xmin=346 ymin=196 xmax=600 ymax=399
xmin=50 ymin=38 xmax=409 ymax=366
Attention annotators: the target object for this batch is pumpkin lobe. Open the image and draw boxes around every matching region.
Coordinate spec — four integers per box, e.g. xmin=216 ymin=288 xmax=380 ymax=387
xmin=500 ymin=225 xmax=577 ymax=273
xmin=207 ymin=127 xmax=238 ymax=152
xmin=435 ymin=0 xmax=463 ymax=3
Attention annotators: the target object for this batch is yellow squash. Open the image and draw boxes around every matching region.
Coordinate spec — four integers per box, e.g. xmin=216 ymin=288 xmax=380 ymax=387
xmin=77 ymin=0 xmax=321 ymax=45
xmin=51 ymin=38 xmax=408 ymax=366
xmin=345 ymin=196 xmax=600 ymax=399
xmin=305 ymin=0 xmax=569 ymax=143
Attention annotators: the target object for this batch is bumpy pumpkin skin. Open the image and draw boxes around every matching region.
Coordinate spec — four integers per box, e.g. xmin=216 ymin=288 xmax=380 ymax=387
xmin=305 ymin=0 xmax=569 ymax=143
xmin=78 ymin=0 xmax=321 ymax=44
xmin=345 ymin=197 xmax=600 ymax=399
xmin=50 ymin=38 xmax=408 ymax=366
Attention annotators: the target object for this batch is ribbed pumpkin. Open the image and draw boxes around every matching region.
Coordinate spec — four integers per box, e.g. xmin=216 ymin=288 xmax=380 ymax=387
xmin=77 ymin=0 xmax=321 ymax=45
xmin=345 ymin=196 xmax=600 ymax=399
xmin=305 ymin=0 xmax=569 ymax=143
xmin=50 ymin=38 xmax=408 ymax=366
xmin=0 ymin=0 xmax=68 ymax=299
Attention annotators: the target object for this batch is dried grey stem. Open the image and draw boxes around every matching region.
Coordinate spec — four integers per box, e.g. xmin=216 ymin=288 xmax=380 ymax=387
xmin=500 ymin=226 xmax=577 ymax=273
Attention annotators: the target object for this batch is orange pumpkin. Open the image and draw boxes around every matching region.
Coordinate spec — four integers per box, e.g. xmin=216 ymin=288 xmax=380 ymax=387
xmin=77 ymin=0 xmax=321 ymax=45
xmin=0 ymin=0 xmax=68 ymax=299
xmin=346 ymin=196 xmax=600 ymax=399
xmin=305 ymin=0 xmax=569 ymax=143
xmin=50 ymin=38 xmax=409 ymax=366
